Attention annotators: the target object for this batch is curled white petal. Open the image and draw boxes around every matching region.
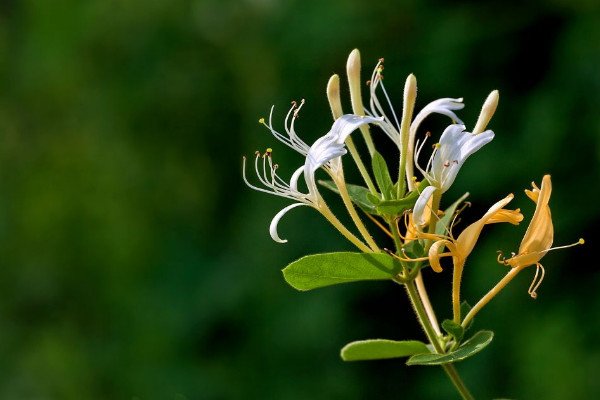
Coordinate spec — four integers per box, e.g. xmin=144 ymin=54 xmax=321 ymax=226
xmin=411 ymin=98 xmax=465 ymax=133
xmin=430 ymin=124 xmax=494 ymax=191
xmin=269 ymin=203 xmax=309 ymax=243
xmin=413 ymin=185 xmax=438 ymax=227
xmin=289 ymin=165 xmax=305 ymax=192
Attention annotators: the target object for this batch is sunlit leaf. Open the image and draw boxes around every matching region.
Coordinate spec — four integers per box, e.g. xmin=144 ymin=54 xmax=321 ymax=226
xmin=341 ymin=339 xmax=430 ymax=361
xmin=283 ymin=252 xmax=401 ymax=291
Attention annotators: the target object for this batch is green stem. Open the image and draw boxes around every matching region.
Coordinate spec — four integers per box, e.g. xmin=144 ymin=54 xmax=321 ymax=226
xmin=334 ymin=172 xmax=379 ymax=252
xmin=405 ymin=280 xmax=474 ymax=400
xmin=462 ymin=267 xmax=520 ymax=329
xmin=318 ymin=201 xmax=371 ymax=253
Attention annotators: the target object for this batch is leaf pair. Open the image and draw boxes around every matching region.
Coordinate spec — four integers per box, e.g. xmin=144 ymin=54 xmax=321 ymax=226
xmin=341 ymin=331 xmax=494 ymax=365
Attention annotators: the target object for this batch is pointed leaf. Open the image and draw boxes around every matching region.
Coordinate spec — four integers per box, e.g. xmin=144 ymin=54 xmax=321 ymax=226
xmin=375 ymin=180 xmax=430 ymax=216
xmin=318 ymin=180 xmax=376 ymax=213
xmin=375 ymin=197 xmax=416 ymax=216
xmin=406 ymin=330 xmax=494 ymax=365
xmin=283 ymin=252 xmax=401 ymax=291
xmin=341 ymin=339 xmax=430 ymax=361
xmin=442 ymin=319 xmax=464 ymax=343
xmin=436 ymin=192 xmax=470 ymax=236
xmin=401 ymin=239 xmax=425 ymax=259
xmin=372 ymin=152 xmax=395 ymax=200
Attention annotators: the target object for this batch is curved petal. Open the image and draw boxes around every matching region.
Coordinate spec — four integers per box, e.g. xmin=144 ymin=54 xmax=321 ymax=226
xmin=455 ymin=193 xmax=514 ymax=259
xmin=289 ymin=165 xmax=305 ymax=192
xmin=413 ymin=186 xmax=438 ymax=226
xmin=304 ymin=115 xmax=382 ymax=194
xmin=428 ymin=239 xmax=453 ymax=273
xmin=330 ymin=114 xmax=383 ymax=145
xmin=517 ymin=175 xmax=553 ymax=258
xmin=411 ymin=98 xmax=465 ymax=134
xmin=269 ymin=203 xmax=309 ymax=243
xmin=431 ymin=125 xmax=494 ymax=191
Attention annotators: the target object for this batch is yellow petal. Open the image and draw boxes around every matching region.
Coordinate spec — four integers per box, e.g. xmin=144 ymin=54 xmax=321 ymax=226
xmin=486 ymin=208 xmax=524 ymax=225
xmin=455 ymin=193 xmax=515 ymax=260
xmin=428 ymin=240 xmax=453 ymax=273
xmin=518 ymin=175 xmax=553 ymax=257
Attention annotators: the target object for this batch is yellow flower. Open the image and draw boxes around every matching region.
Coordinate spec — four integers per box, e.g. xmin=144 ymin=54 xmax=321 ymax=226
xmin=503 ymin=175 xmax=553 ymax=271
xmin=427 ymin=194 xmax=523 ymax=273
xmin=422 ymin=194 xmax=522 ymax=323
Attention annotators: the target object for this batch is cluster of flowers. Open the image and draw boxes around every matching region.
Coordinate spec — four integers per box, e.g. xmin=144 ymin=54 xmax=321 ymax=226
xmin=243 ymin=49 xmax=582 ymax=327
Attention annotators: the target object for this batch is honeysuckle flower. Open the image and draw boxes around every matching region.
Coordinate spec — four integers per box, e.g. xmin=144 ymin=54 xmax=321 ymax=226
xmin=366 ymin=58 xmax=464 ymax=150
xmin=244 ymin=114 xmax=381 ymax=245
xmin=426 ymin=194 xmax=523 ymax=273
xmin=421 ymin=194 xmax=522 ymax=322
xmin=412 ymin=124 xmax=495 ymax=226
xmin=497 ymin=175 xmax=582 ymax=298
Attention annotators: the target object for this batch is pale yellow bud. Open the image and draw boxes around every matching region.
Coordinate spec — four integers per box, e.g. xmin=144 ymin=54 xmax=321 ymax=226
xmin=326 ymin=74 xmax=343 ymax=120
xmin=472 ymin=90 xmax=499 ymax=135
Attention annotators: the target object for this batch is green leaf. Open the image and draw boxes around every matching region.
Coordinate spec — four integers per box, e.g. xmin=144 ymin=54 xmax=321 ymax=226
xmin=406 ymin=330 xmax=494 ymax=365
xmin=401 ymin=239 xmax=425 ymax=259
xmin=367 ymin=192 xmax=381 ymax=205
xmin=375 ymin=197 xmax=416 ymax=216
xmin=435 ymin=192 xmax=470 ymax=236
xmin=372 ymin=152 xmax=395 ymax=200
xmin=442 ymin=319 xmax=464 ymax=343
xmin=282 ymin=252 xmax=401 ymax=291
xmin=341 ymin=339 xmax=430 ymax=361
xmin=318 ymin=180 xmax=376 ymax=213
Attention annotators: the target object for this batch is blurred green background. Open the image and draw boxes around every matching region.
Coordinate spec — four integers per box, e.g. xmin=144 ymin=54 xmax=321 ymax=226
xmin=0 ymin=0 xmax=598 ymax=399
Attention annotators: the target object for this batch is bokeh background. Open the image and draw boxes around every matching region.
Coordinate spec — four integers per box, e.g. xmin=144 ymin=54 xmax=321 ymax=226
xmin=0 ymin=0 xmax=598 ymax=399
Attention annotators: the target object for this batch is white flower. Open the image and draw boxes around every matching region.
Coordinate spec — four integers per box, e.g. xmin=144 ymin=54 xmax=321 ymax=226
xmin=412 ymin=124 xmax=494 ymax=225
xmin=245 ymin=114 xmax=381 ymax=243
xmin=366 ymin=58 xmax=464 ymax=148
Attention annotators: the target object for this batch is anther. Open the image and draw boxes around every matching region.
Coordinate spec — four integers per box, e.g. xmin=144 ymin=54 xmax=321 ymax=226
xmin=453 ymin=159 xmax=458 ymax=164
xmin=444 ymin=161 xmax=450 ymax=167
xmin=425 ymin=131 xmax=431 ymax=137
xmin=258 ymin=118 xmax=265 ymax=124
xmin=366 ymin=80 xmax=371 ymax=85
xmin=273 ymin=164 xmax=279 ymax=170
xmin=379 ymin=58 xmax=385 ymax=63
xmin=254 ymin=151 xmax=260 ymax=156
xmin=291 ymin=100 xmax=297 ymax=107
xmin=579 ymin=238 xmax=585 ymax=245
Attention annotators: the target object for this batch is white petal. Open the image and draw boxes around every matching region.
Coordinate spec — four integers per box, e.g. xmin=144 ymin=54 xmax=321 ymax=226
xmin=431 ymin=125 xmax=494 ymax=191
xmin=330 ymin=114 xmax=383 ymax=145
xmin=413 ymin=186 xmax=438 ymax=227
xmin=289 ymin=165 xmax=305 ymax=192
xmin=269 ymin=203 xmax=308 ymax=243
xmin=304 ymin=114 xmax=382 ymax=194
xmin=411 ymin=98 xmax=465 ymax=134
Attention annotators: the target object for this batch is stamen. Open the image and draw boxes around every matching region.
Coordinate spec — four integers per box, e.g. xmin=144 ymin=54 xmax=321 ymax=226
xmin=527 ymin=263 xmax=546 ymax=299
xmin=259 ymin=118 xmax=265 ymax=124
xmin=363 ymin=211 xmax=393 ymax=238
xmin=496 ymin=250 xmax=508 ymax=265
xmin=444 ymin=161 xmax=450 ymax=167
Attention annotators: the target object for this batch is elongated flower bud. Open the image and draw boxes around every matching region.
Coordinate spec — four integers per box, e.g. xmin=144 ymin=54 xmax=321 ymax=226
xmin=327 ymin=74 xmax=343 ymax=120
xmin=472 ymin=90 xmax=499 ymax=135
